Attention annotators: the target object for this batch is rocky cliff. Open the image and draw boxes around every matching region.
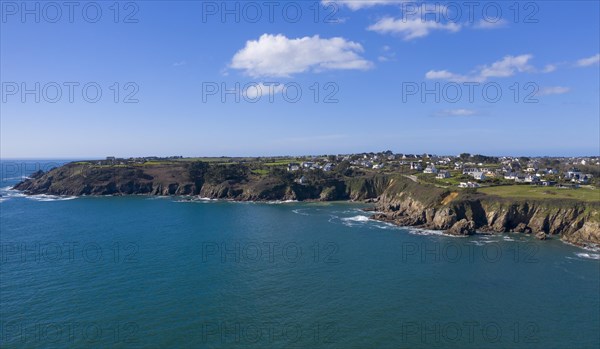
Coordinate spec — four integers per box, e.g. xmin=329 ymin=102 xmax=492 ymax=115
xmin=372 ymin=178 xmax=600 ymax=247
xmin=13 ymin=162 xmax=388 ymax=202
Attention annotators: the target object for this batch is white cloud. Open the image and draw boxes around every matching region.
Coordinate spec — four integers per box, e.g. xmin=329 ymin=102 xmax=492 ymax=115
xmin=368 ymin=17 xmax=461 ymax=40
xmin=230 ymin=34 xmax=372 ymax=78
xmin=575 ymin=54 xmax=600 ymax=67
xmin=537 ymin=86 xmax=570 ymax=96
xmin=479 ymin=54 xmax=533 ymax=78
xmin=173 ymin=61 xmax=186 ymax=67
xmin=542 ymin=64 xmax=557 ymax=73
xmin=474 ymin=19 xmax=507 ymax=29
xmin=322 ymin=0 xmax=399 ymax=10
xmin=439 ymin=109 xmax=477 ymax=116
xmin=425 ymin=70 xmax=466 ymax=81
xmin=426 ymin=54 xmax=534 ymax=83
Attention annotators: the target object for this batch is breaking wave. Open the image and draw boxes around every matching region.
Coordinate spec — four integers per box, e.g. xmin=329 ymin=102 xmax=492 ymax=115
xmin=575 ymin=253 xmax=600 ymax=260
xmin=26 ymin=195 xmax=78 ymax=202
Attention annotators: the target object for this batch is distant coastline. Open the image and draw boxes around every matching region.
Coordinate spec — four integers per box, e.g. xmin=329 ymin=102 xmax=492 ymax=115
xmin=12 ymin=154 xmax=599 ymax=248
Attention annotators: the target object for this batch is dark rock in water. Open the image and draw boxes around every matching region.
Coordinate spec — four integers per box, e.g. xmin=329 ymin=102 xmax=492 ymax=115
xmin=535 ymin=232 xmax=547 ymax=240
xmin=445 ymin=219 xmax=476 ymax=236
xmin=513 ymin=223 xmax=533 ymax=234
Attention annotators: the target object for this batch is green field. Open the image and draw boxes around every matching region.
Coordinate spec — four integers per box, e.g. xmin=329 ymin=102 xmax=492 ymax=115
xmin=480 ymin=185 xmax=599 ymax=203
xmin=263 ymin=159 xmax=300 ymax=166
xmin=251 ymin=169 xmax=269 ymax=175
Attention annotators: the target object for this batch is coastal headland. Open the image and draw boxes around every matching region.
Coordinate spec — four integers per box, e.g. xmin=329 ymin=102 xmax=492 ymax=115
xmin=13 ymin=155 xmax=600 ymax=247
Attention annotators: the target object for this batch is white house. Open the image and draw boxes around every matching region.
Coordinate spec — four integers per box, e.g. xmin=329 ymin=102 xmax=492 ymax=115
xmin=470 ymin=172 xmax=486 ymax=181
xmin=437 ymin=170 xmax=451 ymax=179
xmin=567 ymin=168 xmax=582 ymax=179
xmin=573 ymin=174 xmax=592 ymax=184
xmin=410 ymin=162 xmax=422 ymax=171
xmin=323 ymin=163 xmax=335 ymax=172
xmin=423 ymin=164 xmax=438 ymax=174
xmin=525 ymin=174 xmax=540 ymax=183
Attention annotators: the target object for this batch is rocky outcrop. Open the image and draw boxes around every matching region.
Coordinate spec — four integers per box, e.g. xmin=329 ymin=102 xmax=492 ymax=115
xmin=446 ymin=219 xmax=476 ymax=236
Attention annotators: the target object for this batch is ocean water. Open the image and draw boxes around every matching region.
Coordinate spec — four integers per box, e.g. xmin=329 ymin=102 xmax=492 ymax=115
xmin=1 ymin=161 xmax=599 ymax=348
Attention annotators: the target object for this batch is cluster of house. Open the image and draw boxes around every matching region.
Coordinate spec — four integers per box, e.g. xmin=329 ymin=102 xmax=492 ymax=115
xmin=348 ymin=154 xmax=389 ymax=169
xmin=565 ymin=168 xmax=594 ymax=184
xmin=287 ymin=162 xmax=336 ymax=172
xmin=569 ymin=158 xmax=600 ymax=166
xmin=500 ymin=167 xmax=592 ymax=185
xmin=90 ymin=156 xmax=183 ymax=166
xmin=410 ymin=156 xmax=597 ymax=189
xmin=283 ymin=153 xmax=597 ymax=187
xmin=419 ymin=163 xmax=452 ymax=179
xmin=99 ymin=156 xmax=182 ymax=165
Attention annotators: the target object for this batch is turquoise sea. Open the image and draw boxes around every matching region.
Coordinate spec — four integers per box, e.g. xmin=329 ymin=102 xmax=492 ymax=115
xmin=1 ymin=161 xmax=599 ymax=348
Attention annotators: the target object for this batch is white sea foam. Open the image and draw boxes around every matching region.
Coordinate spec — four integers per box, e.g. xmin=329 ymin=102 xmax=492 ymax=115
xmin=372 ymin=221 xmax=401 ymax=230
xmin=173 ymin=198 xmax=212 ymax=203
xmin=580 ymin=244 xmax=600 ymax=253
xmin=575 ymin=253 xmax=600 ymax=260
xmin=26 ymin=195 xmax=77 ymax=202
xmin=561 ymin=241 xmax=600 ymax=256
xmin=1 ymin=187 xmax=27 ymax=198
xmin=146 ymin=196 xmax=169 ymax=200
xmin=266 ymin=200 xmax=298 ymax=204
xmin=292 ymin=209 xmax=309 ymax=216
xmin=341 ymin=215 xmax=371 ymax=223
xmin=407 ymin=228 xmax=450 ymax=237
xmin=469 ymin=239 xmax=497 ymax=246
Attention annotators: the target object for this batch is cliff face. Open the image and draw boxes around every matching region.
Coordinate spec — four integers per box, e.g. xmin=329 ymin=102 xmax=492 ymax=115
xmin=13 ymin=163 xmax=387 ymax=202
xmin=479 ymin=199 xmax=600 ymax=246
xmin=15 ymin=164 xmax=200 ymax=196
xmin=373 ymin=181 xmax=600 ymax=247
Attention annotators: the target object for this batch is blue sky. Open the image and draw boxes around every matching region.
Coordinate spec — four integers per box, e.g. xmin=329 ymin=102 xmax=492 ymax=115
xmin=1 ymin=0 xmax=599 ymax=158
